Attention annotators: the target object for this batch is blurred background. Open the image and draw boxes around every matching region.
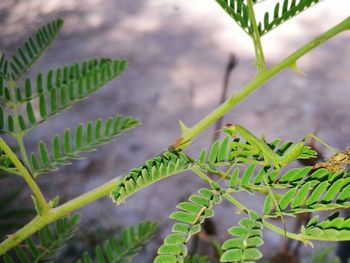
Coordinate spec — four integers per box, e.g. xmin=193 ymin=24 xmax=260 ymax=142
xmin=0 ymin=0 xmax=349 ymax=262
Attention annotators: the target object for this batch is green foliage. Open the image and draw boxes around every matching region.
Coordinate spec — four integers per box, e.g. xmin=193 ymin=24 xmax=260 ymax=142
xmin=216 ymin=0 xmax=323 ymax=37
xmin=7 ymin=18 xmax=64 ymax=81
xmin=220 ymin=210 xmax=264 ymax=262
xmin=3 ymin=214 xmax=79 ymax=262
xmin=155 ymin=187 xmax=223 ymax=263
xmin=111 ymin=151 xmax=194 ymax=204
xmin=76 ymin=221 xmax=158 ymax=263
xmin=257 ymin=0 xmax=323 ymax=36
xmin=302 ymin=212 xmax=350 ymax=241
xmin=0 ymin=59 xmax=128 ymax=135
xmin=0 ymin=53 xmax=9 ymax=78
xmin=30 ymin=115 xmax=139 ymax=175
xmin=0 ymin=16 xmax=144 ymax=261
xmin=1 ymin=3 xmax=349 ymax=263
xmin=267 ymin=168 xmax=350 ymax=216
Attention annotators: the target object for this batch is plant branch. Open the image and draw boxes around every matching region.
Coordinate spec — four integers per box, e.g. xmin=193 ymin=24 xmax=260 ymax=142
xmin=7 ymin=80 xmax=31 ymax=170
xmin=190 ymin=166 xmax=213 ymax=184
xmin=0 ymin=176 xmax=122 ymax=255
xmin=171 ymin=16 xmax=350 ymax=150
xmin=247 ymin=0 xmax=266 ymax=71
xmin=262 ymin=220 xmax=312 ymax=246
xmin=0 ymin=165 xmax=21 ymax=176
xmin=223 ymin=193 xmax=311 ymax=245
xmin=0 ymin=138 xmax=49 ymax=214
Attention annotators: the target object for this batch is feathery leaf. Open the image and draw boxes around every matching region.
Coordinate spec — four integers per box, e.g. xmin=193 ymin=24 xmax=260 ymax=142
xmin=155 ymin=187 xmax=223 ymax=263
xmin=3 ymin=214 xmax=79 ymax=262
xmin=30 ymin=115 xmax=139 ymax=175
xmin=76 ymin=221 xmax=158 ymax=263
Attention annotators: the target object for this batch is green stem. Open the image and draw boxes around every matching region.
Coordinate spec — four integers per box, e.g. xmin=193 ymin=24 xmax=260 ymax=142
xmin=173 ymin=16 xmax=350 ymax=150
xmin=223 ymin=193 xmax=310 ymax=244
xmin=247 ymin=0 xmax=266 ymax=71
xmin=190 ymin=166 xmax=213 ymax=184
xmin=0 ymin=176 xmax=122 ymax=255
xmin=223 ymin=193 xmax=249 ymax=213
xmin=7 ymin=80 xmax=31 ymax=170
xmin=0 ymin=165 xmax=22 ymax=176
xmin=0 ymin=139 xmax=49 ymax=214
xmin=262 ymin=220 xmax=311 ymax=245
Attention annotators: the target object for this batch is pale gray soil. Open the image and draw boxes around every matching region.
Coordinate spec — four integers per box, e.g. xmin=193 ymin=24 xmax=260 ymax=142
xmin=0 ymin=0 xmax=349 ymax=262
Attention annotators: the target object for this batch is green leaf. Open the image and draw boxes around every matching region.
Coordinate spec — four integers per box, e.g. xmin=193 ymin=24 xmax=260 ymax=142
xmin=38 ymin=141 xmax=50 ymax=167
xmin=3 ymin=214 xmax=79 ymax=262
xmin=76 ymin=221 xmax=157 ymax=263
xmin=240 ymin=164 xmax=255 ymax=187
xmin=208 ymin=140 xmax=220 ymax=163
xmin=291 ymin=181 xmax=312 ymax=208
xmin=157 ymin=188 xmax=222 ymax=262
xmin=170 ymin=212 xmax=196 ymax=224
xmin=9 ymin=19 xmax=64 ymax=81
xmin=263 ymin=193 xmax=273 ymax=215
xmin=30 ymin=115 xmax=140 ymax=175
xmin=221 ymin=249 xmax=243 ymax=262
xmin=279 ymin=188 xmax=297 ymax=210
xmin=221 ymin=211 xmax=263 ymax=263
xmin=258 ymin=0 xmax=324 ymax=36
xmin=20 ymin=59 xmax=128 ymax=134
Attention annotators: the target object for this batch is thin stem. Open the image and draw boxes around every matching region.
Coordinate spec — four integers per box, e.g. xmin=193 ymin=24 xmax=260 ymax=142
xmin=0 ymin=176 xmax=122 ymax=255
xmin=190 ymin=166 xmax=213 ymax=184
xmin=247 ymin=0 xmax=266 ymax=71
xmin=223 ymin=193 xmax=310 ymax=244
xmin=0 ymin=165 xmax=22 ymax=176
xmin=0 ymin=138 xmax=49 ymax=214
xmin=17 ymin=134 xmax=31 ymax=171
xmin=223 ymin=193 xmax=249 ymax=213
xmin=171 ymin=16 xmax=350 ymax=150
xmin=262 ymin=220 xmax=311 ymax=245
xmin=7 ymin=80 xmax=31 ymax=170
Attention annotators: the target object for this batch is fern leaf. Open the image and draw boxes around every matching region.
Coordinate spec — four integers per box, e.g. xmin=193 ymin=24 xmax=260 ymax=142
xmin=0 ymin=76 xmax=12 ymax=105
xmin=155 ymin=187 xmax=223 ymax=263
xmin=258 ymin=0 xmax=324 ymax=36
xmin=215 ymin=0 xmax=251 ymax=35
xmin=220 ymin=210 xmax=263 ymax=262
xmin=303 ymin=212 xmax=350 ymax=241
xmin=18 ymin=58 xmax=113 ymax=104
xmin=9 ymin=19 xmax=64 ymax=81
xmin=265 ymin=169 xmax=350 ymax=216
xmin=111 ymin=151 xmax=194 ymax=205
xmin=3 ymin=214 xmax=79 ymax=262
xmin=30 ymin=115 xmax=139 ymax=175
xmin=0 ymin=53 xmax=9 ymax=79
xmin=216 ymin=0 xmax=324 ymax=37
xmin=76 ymin=221 xmax=157 ymax=263
xmin=20 ymin=59 xmax=128 ymax=134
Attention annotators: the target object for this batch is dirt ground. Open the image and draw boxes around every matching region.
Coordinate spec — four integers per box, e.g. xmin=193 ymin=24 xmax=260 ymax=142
xmin=0 ymin=0 xmax=349 ymax=262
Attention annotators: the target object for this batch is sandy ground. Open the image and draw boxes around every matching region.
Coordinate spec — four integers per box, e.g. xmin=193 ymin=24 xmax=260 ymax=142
xmin=0 ymin=0 xmax=349 ymax=262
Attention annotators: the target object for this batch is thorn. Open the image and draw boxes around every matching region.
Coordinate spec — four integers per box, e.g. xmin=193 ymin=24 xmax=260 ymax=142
xmin=179 ymin=120 xmax=189 ymax=134
xmin=290 ymin=62 xmax=306 ymax=77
